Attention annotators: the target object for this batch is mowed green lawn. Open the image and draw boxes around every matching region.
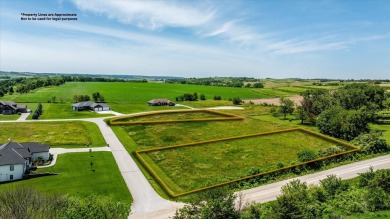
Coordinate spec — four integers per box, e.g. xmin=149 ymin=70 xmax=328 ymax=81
xmin=21 ymin=103 xmax=114 ymax=120
xmin=141 ymin=130 xmax=337 ymax=193
xmin=0 ymin=121 xmax=106 ymax=147
xmin=0 ymin=114 xmax=20 ymax=120
xmin=0 ymin=152 xmax=131 ymax=205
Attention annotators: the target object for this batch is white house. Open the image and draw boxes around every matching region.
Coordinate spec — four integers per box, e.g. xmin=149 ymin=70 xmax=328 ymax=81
xmin=0 ymin=142 xmax=50 ymax=182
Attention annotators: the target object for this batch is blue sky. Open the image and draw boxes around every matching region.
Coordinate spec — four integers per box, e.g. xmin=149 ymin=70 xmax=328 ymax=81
xmin=0 ymin=0 xmax=389 ymax=79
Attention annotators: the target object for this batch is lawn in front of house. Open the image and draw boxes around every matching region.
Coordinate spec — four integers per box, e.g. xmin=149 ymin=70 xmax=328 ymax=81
xmin=0 ymin=114 xmax=20 ymax=120
xmin=0 ymin=152 xmax=131 ymax=205
xmin=0 ymin=121 xmax=106 ymax=147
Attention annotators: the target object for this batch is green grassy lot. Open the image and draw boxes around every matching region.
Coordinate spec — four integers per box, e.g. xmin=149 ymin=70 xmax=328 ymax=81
xmin=113 ymin=110 xmax=237 ymax=123
xmin=0 ymin=114 xmax=20 ymax=120
xmin=0 ymin=121 xmax=106 ymax=147
xmin=141 ymin=129 xmax=339 ymax=194
xmin=0 ymin=152 xmax=131 ymax=205
xmin=22 ymin=103 xmax=114 ymax=120
xmin=370 ymin=124 xmax=390 ymax=143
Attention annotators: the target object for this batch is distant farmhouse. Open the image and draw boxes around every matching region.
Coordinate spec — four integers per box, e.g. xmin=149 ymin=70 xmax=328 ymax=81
xmin=72 ymin=101 xmax=110 ymax=111
xmin=148 ymin=99 xmax=176 ymax=106
xmin=0 ymin=142 xmax=50 ymax=182
xmin=0 ymin=101 xmax=27 ymax=115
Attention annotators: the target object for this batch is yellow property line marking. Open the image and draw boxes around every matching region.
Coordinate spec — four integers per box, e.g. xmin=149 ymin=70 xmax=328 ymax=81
xmin=135 ymin=127 xmax=360 ymax=197
xmin=109 ymin=109 xmax=244 ymax=125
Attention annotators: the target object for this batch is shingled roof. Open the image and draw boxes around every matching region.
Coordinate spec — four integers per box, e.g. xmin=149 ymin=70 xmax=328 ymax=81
xmin=0 ymin=142 xmax=50 ymax=166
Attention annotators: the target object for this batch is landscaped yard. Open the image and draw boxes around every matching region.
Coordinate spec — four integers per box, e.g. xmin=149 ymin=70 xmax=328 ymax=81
xmin=0 ymin=152 xmax=131 ymax=205
xmin=138 ymin=129 xmax=352 ymax=195
xmin=0 ymin=121 xmax=106 ymax=147
xmin=0 ymin=114 xmax=20 ymax=120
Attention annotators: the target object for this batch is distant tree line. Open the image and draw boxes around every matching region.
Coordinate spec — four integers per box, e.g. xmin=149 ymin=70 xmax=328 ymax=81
xmin=0 ymin=75 xmax=146 ymax=96
xmin=73 ymin=92 xmax=105 ymax=103
xmin=165 ymin=77 xmax=263 ymax=88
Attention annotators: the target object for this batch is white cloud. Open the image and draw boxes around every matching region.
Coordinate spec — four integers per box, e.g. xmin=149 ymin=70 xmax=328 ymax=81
xmin=70 ymin=0 xmax=215 ymax=30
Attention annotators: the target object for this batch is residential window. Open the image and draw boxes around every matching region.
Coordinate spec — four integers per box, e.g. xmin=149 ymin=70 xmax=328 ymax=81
xmin=10 ymin=175 xmax=13 ymax=180
xmin=10 ymin=165 xmax=14 ymax=171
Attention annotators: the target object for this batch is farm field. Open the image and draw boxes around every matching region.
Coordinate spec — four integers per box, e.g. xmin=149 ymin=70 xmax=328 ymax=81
xmin=0 ymin=152 xmax=132 ymax=205
xmin=138 ymin=129 xmax=346 ymax=195
xmin=0 ymin=82 xmax=308 ymax=113
xmin=0 ymin=121 xmax=106 ymax=147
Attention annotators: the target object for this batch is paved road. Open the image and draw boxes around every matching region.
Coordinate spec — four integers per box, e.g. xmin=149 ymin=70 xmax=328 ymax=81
xmin=237 ymin=154 xmax=390 ymax=205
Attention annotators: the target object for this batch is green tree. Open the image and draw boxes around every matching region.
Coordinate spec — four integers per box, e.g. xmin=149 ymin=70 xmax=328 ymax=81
xmin=316 ymin=106 xmax=369 ymax=140
xmin=200 ymin=94 xmax=206 ymax=100
xmin=252 ymin=82 xmax=264 ymax=88
xmin=278 ymin=97 xmax=294 ymax=119
xmin=352 ymin=130 xmax=389 ymax=154
xmin=173 ymin=188 xmax=240 ymax=219
xmin=232 ymin=97 xmax=242 ymax=105
xmin=297 ymin=148 xmax=318 ymax=162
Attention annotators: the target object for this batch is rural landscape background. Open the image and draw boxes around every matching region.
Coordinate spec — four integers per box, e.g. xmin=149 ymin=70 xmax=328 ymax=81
xmin=1 ymin=0 xmax=389 ymax=219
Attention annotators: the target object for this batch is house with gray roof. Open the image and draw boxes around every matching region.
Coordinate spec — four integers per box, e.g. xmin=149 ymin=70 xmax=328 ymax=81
xmin=148 ymin=99 xmax=175 ymax=106
xmin=72 ymin=101 xmax=110 ymax=111
xmin=0 ymin=101 xmax=27 ymax=115
xmin=0 ymin=142 xmax=50 ymax=182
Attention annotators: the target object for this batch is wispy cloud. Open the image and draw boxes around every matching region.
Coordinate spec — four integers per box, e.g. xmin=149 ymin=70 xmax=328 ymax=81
xmin=70 ymin=0 xmax=215 ymax=30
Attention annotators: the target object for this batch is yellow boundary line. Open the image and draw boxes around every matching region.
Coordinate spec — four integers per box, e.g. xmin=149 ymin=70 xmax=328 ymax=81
xmin=109 ymin=109 xmax=244 ymax=125
xmin=135 ymin=127 xmax=360 ymax=198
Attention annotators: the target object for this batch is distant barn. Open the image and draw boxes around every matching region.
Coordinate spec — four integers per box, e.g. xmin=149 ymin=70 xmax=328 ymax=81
xmin=147 ymin=99 xmax=175 ymax=106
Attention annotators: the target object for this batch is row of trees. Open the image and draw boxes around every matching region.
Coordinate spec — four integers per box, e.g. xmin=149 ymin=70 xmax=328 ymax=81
xmin=73 ymin=92 xmax=106 ymax=103
xmin=0 ymin=188 xmax=129 ymax=219
xmin=165 ymin=77 xmax=263 ymax=88
xmin=176 ymin=92 xmax=206 ymax=101
xmin=32 ymin=103 xmax=43 ymax=120
xmin=174 ymin=168 xmax=390 ymax=219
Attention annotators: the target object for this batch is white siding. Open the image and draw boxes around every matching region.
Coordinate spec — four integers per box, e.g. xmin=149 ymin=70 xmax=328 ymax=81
xmin=103 ymin=106 xmax=110 ymax=111
xmin=31 ymin=152 xmax=49 ymax=161
xmin=0 ymin=164 xmax=24 ymax=182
